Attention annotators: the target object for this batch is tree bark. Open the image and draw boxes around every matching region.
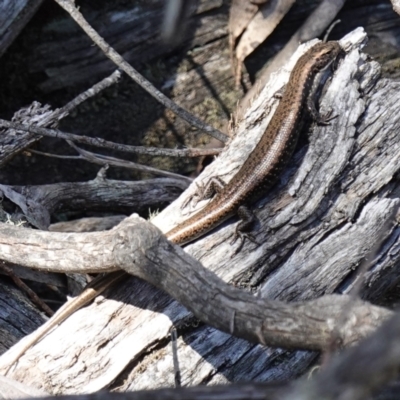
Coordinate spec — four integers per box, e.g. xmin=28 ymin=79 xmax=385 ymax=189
xmin=1 ymin=28 xmax=400 ymax=395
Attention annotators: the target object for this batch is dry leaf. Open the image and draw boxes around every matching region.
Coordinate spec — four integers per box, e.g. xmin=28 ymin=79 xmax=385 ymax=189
xmin=229 ymin=0 xmax=259 ymax=47
xmin=231 ymin=0 xmax=296 ymax=86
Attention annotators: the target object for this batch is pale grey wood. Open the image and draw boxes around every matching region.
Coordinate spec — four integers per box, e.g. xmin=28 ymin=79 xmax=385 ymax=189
xmin=391 ymin=0 xmax=400 ymax=16
xmin=11 ymin=311 xmax=400 ymax=400
xmin=0 ymin=375 xmax=47 ymax=399
xmin=1 ymin=28 xmax=400 ymax=394
xmin=0 ymin=215 xmax=390 ymax=390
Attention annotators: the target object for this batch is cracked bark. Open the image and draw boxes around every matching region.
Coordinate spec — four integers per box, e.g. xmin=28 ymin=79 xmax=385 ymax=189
xmin=0 ymin=28 xmax=400 ymax=397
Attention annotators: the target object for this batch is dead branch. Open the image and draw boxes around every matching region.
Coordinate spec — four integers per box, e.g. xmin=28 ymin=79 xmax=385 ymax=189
xmin=1 ymin=28 xmax=400 ymax=393
xmin=53 ymin=0 xmax=228 ymax=143
xmin=0 ymin=215 xmax=391 ymax=361
xmin=0 ymin=175 xmax=187 ymax=230
xmin=281 ymin=311 xmax=400 ymax=400
xmin=54 ymin=70 xmax=122 ymax=119
xmin=0 ymin=70 xmax=120 ymax=167
xmin=29 ymin=145 xmax=192 ymax=182
xmin=7 ymin=307 xmax=400 ymax=400
xmin=0 ymin=67 xmax=213 ymax=182
xmin=0 ymin=119 xmax=221 ymax=159
xmin=64 ymin=143 xmax=193 ymax=182
xmin=0 ymin=263 xmax=54 ymax=317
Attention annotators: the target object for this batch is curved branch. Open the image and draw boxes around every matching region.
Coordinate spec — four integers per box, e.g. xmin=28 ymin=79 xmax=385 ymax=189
xmin=282 ymin=311 xmax=400 ymax=400
xmin=0 ymin=216 xmax=391 ymax=358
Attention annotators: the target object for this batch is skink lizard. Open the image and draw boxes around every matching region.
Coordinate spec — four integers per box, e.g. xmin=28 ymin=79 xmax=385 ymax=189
xmin=3 ymin=41 xmax=342 ymax=372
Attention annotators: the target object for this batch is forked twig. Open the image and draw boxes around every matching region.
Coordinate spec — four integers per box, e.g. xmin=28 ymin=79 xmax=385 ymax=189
xmin=0 ymin=264 xmax=54 ymax=317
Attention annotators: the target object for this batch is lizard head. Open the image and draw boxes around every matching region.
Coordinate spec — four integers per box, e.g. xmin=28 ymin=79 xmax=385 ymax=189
xmin=310 ymin=41 xmax=343 ymax=71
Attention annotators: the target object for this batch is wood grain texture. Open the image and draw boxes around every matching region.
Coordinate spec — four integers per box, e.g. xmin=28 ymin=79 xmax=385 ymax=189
xmin=1 ymin=28 xmax=400 ymax=394
xmin=2 ymin=176 xmax=187 ymax=230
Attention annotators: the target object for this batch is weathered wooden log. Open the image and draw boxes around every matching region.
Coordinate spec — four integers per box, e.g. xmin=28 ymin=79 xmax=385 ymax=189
xmin=4 ymin=308 xmax=400 ymax=399
xmin=1 ymin=28 xmax=400 ymax=394
xmin=0 ymin=176 xmax=187 ymax=230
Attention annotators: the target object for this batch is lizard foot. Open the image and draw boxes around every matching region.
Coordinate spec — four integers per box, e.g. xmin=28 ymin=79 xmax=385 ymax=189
xmin=230 ymin=232 xmax=260 ymax=256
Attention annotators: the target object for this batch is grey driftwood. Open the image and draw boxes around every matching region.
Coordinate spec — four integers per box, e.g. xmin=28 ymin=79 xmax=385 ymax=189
xmin=0 ymin=28 xmax=399 ymax=395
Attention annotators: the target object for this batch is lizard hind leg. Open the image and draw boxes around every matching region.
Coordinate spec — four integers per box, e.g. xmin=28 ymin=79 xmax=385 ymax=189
xmin=307 ymin=95 xmax=337 ymax=125
xmin=181 ymin=176 xmax=226 ymax=209
xmin=230 ymin=205 xmax=260 ymax=255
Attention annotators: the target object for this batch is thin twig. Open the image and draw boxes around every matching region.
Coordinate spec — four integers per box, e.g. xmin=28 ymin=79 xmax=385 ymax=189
xmin=0 ymin=119 xmax=221 ymax=158
xmin=51 ymin=70 xmax=122 ymax=121
xmin=0 ymin=264 xmax=54 ymax=317
xmin=323 ymin=19 xmax=341 ymax=42
xmin=67 ymin=141 xmax=192 ymax=183
xmin=37 ymin=70 xmax=123 ymax=128
xmin=27 ymin=149 xmax=81 ymax=160
xmin=29 ymin=144 xmax=191 ymax=182
xmin=0 ymin=70 xmax=124 ymax=168
xmin=170 ymin=327 xmax=181 ymax=388
xmin=53 ymin=0 xmax=228 ymax=144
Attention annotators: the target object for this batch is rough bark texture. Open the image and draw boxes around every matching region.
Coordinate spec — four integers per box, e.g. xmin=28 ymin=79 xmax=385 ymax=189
xmin=1 ymin=28 xmax=400 ymax=395
xmin=0 ymin=103 xmax=61 ymax=168
xmin=1 ymin=1 xmax=400 ymax=398
xmin=0 ymin=176 xmax=187 ymax=230
xmin=0 ymin=175 xmax=185 ymax=276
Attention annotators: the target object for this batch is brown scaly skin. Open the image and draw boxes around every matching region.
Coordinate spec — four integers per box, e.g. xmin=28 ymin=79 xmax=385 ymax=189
xmin=2 ymin=41 xmax=343 ymax=373
xmin=167 ymin=41 xmax=343 ymax=245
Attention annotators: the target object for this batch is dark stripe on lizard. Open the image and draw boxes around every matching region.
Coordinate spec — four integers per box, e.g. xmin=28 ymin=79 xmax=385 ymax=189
xmin=3 ymin=41 xmax=343 ymax=373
